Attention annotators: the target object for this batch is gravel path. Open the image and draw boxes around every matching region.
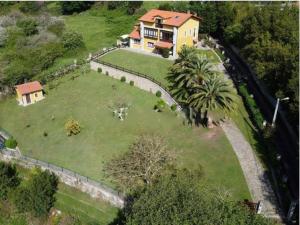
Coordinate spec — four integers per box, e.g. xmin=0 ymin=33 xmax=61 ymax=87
xmin=221 ymin=121 xmax=281 ymax=219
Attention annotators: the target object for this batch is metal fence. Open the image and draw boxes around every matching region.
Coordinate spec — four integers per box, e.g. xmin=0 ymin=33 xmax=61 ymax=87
xmin=0 ymin=148 xmax=124 ymax=201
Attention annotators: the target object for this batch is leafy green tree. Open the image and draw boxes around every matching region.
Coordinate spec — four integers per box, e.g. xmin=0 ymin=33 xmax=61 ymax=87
xmin=59 ymin=1 xmax=94 ymax=15
xmin=21 ymin=169 xmax=59 ymax=217
xmin=124 ymin=169 xmax=274 ymax=225
xmin=19 ymin=2 xmax=42 ymax=13
xmin=62 ymin=31 xmax=84 ymax=52
xmin=16 ymin=18 xmax=38 ymax=36
xmin=13 ymin=186 xmax=32 ymax=213
xmin=188 ymin=74 xmax=236 ymax=127
xmin=31 ymin=170 xmax=58 ymax=216
xmin=0 ymin=162 xmax=20 ymax=200
xmin=168 ymin=47 xmax=213 ymax=102
xmin=190 ymin=2 xmax=218 ymax=34
xmin=127 ymin=1 xmax=143 ymax=15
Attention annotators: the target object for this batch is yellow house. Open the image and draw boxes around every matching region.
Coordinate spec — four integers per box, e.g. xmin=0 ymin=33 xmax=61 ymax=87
xmin=15 ymin=81 xmax=44 ymax=106
xmin=128 ymin=9 xmax=200 ymax=57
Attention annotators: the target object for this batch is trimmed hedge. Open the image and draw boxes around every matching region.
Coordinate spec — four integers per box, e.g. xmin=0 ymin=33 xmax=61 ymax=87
xmin=170 ymin=104 xmax=177 ymax=111
xmin=238 ymin=84 xmax=264 ymax=129
xmin=97 ymin=67 xmax=102 ymax=73
xmin=4 ymin=138 xmax=17 ymax=149
xmin=120 ymin=76 xmax=126 ymax=82
xmin=129 ymin=80 xmax=134 ymax=86
xmin=155 ymin=90 xmax=162 ymax=98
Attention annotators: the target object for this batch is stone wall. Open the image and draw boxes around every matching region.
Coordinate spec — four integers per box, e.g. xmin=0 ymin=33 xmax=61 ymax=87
xmin=0 ymin=150 xmax=124 ymax=208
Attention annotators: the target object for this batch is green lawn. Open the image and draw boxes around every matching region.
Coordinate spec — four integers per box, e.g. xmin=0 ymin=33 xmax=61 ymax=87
xmin=0 ymin=71 xmax=250 ymax=200
xmin=16 ymin=166 xmax=118 ymax=225
xmin=196 ymin=49 xmax=222 ymax=64
xmin=101 ymin=49 xmax=173 ymax=86
xmin=100 ymin=49 xmax=221 ymax=87
xmin=39 ymin=4 xmax=139 ymax=75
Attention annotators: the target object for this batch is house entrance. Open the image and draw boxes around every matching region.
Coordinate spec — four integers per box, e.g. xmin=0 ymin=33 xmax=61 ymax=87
xmin=25 ymin=94 xmax=31 ymax=104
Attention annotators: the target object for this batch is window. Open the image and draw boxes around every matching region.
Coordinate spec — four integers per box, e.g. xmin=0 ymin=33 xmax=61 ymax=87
xmin=185 ymin=31 xmax=187 ymax=37
xmin=144 ymin=28 xmax=158 ymax=38
xmin=147 ymin=42 xmax=154 ymax=48
xmin=155 ymin=18 xmax=163 ymax=28
xmin=193 ymin=28 xmax=196 ymax=38
xmin=160 ymin=31 xmax=173 ymax=42
xmin=35 ymin=93 xmax=38 ymax=97
xmin=134 ymin=39 xmax=140 ymax=44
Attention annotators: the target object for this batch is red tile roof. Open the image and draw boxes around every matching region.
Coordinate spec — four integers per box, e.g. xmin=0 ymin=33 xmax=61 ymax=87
xmin=129 ymin=26 xmax=141 ymax=39
xmin=15 ymin=81 xmax=43 ymax=95
xmin=139 ymin=9 xmax=200 ymax=27
xmin=155 ymin=41 xmax=173 ymax=49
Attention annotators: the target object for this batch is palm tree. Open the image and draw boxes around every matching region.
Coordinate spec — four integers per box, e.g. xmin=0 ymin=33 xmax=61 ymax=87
xmin=175 ymin=45 xmax=197 ymax=66
xmin=168 ymin=54 xmax=214 ymax=102
xmin=188 ymin=74 xmax=237 ymax=128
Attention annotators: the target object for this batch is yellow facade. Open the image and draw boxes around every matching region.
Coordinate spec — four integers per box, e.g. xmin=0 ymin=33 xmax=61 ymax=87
xmin=176 ymin=18 xmax=199 ymax=53
xmin=130 ymin=17 xmax=199 ymax=56
xmin=16 ymin=90 xmax=44 ymax=106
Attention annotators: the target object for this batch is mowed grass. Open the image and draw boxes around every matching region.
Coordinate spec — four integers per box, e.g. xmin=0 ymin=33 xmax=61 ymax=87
xmin=100 ymin=49 xmax=221 ymax=87
xmin=16 ymin=166 xmax=118 ymax=225
xmin=101 ymin=49 xmax=173 ymax=86
xmin=0 ymin=71 xmax=250 ymax=200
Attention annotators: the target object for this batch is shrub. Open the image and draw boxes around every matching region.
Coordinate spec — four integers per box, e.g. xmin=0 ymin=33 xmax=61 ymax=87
xmin=155 ymin=90 xmax=162 ymax=97
xmin=161 ymin=48 xmax=169 ymax=58
xmin=170 ymin=104 xmax=177 ymax=111
xmin=47 ymin=20 xmax=65 ymax=37
xmin=121 ymin=76 xmax=126 ymax=82
xmin=62 ymin=31 xmax=84 ymax=51
xmin=154 ymin=100 xmax=166 ymax=112
xmin=0 ymin=162 xmax=20 ymax=200
xmin=4 ymin=137 xmax=17 ymax=148
xmin=16 ymin=18 xmax=38 ymax=36
xmin=106 ymin=71 xmax=109 ymax=76
xmin=238 ymin=84 xmax=264 ymax=129
xmin=19 ymin=2 xmax=42 ymax=13
xmin=43 ymin=131 xmax=48 ymax=137
xmin=64 ymin=118 xmax=81 ymax=136
xmin=97 ymin=67 xmax=102 ymax=73
xmin=130 ymin=80 xmax=134 ymax=86
xmin=59 ymin=2 xmax=95 ymax=15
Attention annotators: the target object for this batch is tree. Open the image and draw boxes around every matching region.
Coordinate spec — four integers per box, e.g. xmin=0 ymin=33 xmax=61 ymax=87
xmin=59 ymin=2 xmax=94 ymax=15
xmin=15 ymin=169 xmax=58 ymax=217
xmin=19 ymin=2 xmax=42 ymax=13
xmin=62 ymin=31 xmax=84 ymax=52
xmin=65 ymin=118 xmax=81 ymax=136
xmin=190 ymin=2 xmax=218 ymax=34
xmin=0 ymin=162 xmax=20 ymax=200
xmin=30 ymin=170 xmax=58 ymax=216
xmin=104 ymin=134 xmax=174 ymax=190
xmin=168 ymin=47 xmax=214 ymax=102
xmin=123 ymin=169 xmax=274 ymax=225
xmin=127 ymin=1 xmax=143 ymax=15
xmin=188 ymin=74 xmax=237 ymax=127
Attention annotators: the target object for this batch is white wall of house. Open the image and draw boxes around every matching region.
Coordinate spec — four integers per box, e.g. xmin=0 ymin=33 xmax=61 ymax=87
xmin=140 ymin=22 xmax=144 ymax=50
xmin=173 ymin=27 xmax=178 ymax=58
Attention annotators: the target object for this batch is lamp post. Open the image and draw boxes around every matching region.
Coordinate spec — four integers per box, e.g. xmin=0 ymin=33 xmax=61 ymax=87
xmin=271 ymin=97 xmax=289 ymax=127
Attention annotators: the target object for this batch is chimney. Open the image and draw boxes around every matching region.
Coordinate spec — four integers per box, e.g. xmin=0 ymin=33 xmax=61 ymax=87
xmin=187 ymin=10 xmax=190 ymax=14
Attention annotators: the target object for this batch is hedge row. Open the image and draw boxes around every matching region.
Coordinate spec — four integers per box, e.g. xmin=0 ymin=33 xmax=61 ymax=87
xmin=238 ymin=84 xmax=264 ymax=129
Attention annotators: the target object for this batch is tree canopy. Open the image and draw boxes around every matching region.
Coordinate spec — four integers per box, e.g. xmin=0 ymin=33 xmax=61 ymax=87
xmin=122 ymin=169 xmax=275 ymax=225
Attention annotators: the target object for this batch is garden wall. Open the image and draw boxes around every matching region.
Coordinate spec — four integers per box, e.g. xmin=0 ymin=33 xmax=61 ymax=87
xmin=0 ymin=149 xmax=124 ymax=208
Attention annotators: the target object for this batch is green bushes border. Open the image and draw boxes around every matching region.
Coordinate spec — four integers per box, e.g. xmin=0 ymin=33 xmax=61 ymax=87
xmin=238 ymin=84 xmax=264 ymax=129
